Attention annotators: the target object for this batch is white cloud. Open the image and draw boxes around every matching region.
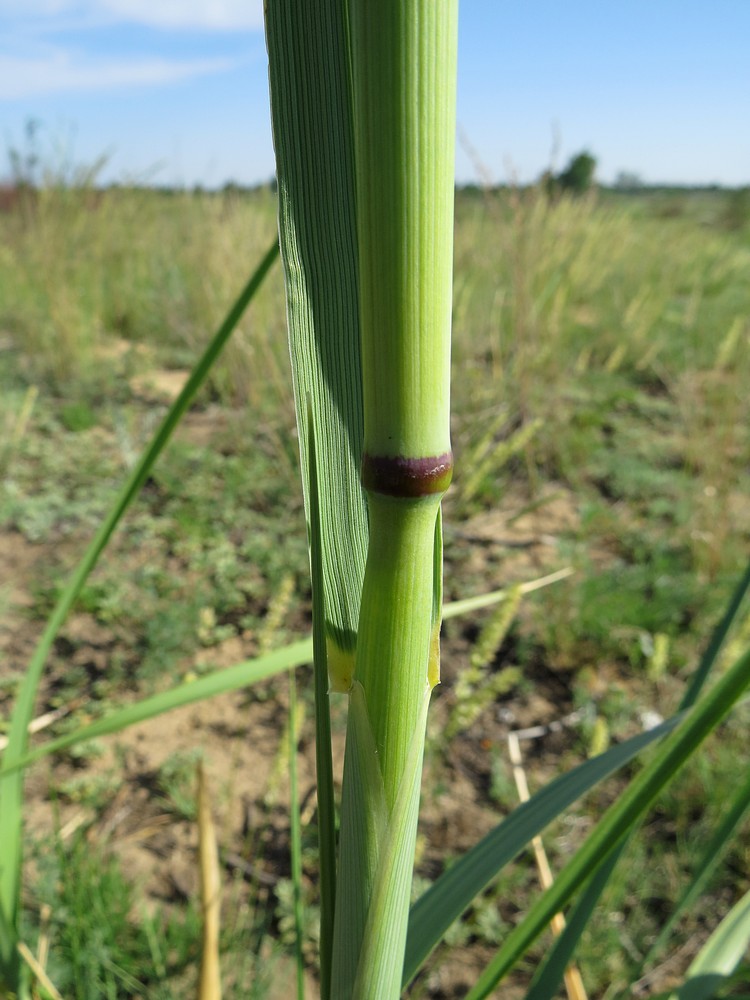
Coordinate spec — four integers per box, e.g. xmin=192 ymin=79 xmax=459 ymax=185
xmin=101 ymin=0 xmax=264 ymax=30
xmin=0 ymin=1 xmax=73 ymax=13
xmin=0 ymin=0 xmax=263 ymax=100
xmin=0 ymin=0 xmax=265 ymax=31
xmin=0 ymin=51 xmax=239 ymax=99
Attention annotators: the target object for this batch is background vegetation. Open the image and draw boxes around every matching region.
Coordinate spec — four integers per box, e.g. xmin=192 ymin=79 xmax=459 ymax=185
xmin=1 ymin=171 xmax=749 ymax=997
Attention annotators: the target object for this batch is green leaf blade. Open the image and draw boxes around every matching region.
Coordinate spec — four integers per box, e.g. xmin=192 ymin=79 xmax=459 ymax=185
xmin=1 ymin=641 xmax=313 ymax=779
xmin=464 ymin=647 xmax=750 ymax=1000
xmin=680 ymin=558 xmax=750 ymax=711
xmin=672 ymin=888 xmax=750 ymax=1000
xmin=0 ymin=582 xmax=537 ymax=783
xmin=527 ymin=557 xmax=750 ymax=1000
xmin=636 ymin=765 xmax=750 ymax=982
xmin=265 ymin=0 xmax=368 ymax=680
xmin=403 ymin=712 xmax=684 ymax=987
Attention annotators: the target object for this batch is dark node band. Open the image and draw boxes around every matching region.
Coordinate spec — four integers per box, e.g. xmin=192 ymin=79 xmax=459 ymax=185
xmin=361 ymin=452 xmax=453 ymax=498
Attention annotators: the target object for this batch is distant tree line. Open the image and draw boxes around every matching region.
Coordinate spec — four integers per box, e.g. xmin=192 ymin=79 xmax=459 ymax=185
xmin=543 ymin=150 xmax=597 ymax=197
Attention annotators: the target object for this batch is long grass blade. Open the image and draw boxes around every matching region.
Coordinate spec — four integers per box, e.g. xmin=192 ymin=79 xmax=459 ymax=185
xmin=463 ymin=647 xmax=750 ymax=1000
xmin=680 ymin=557 xmax=750 ymax=711
xmin=308 ymin=409 xmax=336 ymax=1000
xmin=0 ymin=239 xmax=279 ymax=989
xmin=265 ymin=0 xmax=367 ymax=690
xmin=634 ymin=764 xmax=750 ymax=985
xmin=525 ymin=558 xmax=750 ymax=998
xmin=403 ymin=712 xmax=685 ymax=986
xmin=0 ymin=575 xmax=557 ymax=782
xmin=523 ymin=852 xmax=617 ymax=1000
xmin=442 ymin=568 xmax=574 ymax=620
xmin=668 ymin=887 xmax=750 ymax=1000
xmin=0 ymin=640 xmax=313 ymax=779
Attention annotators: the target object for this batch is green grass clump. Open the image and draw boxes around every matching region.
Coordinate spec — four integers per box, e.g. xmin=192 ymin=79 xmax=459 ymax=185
xmin=26 ymin=831 xmax=201 ymax=999
xmin=0 ymin=185 xmax=287 ymax=410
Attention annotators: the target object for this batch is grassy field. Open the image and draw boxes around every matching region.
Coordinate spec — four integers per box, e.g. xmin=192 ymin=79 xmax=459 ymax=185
xmin=1 ymin=182 xmax=749 ymax=997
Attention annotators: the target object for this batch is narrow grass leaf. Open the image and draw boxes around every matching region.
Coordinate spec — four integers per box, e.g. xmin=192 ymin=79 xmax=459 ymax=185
xmin=403 ymin=712 xmax=684 ymax=986
xmin=525 ymin=557 xmax=750 ymax=997
xmin=680 ymin=558 xmax=750 ymax=711
xmin=265 ymin=0 xmax=367 ymax=687
xmin=669 ymin=887 xmax=750 ymax=1000
xmin=463 ymin=647 xmax=750 ymax=1000
xmin=308 ymin=408 xmax=337 ymax=1000
xmin=635 ymin=765 xmax=750 ymax=982
xmin=0 ymin=240 xmax=279 ymax=989
xmin=442 ymin=568 xmax=574 ymax=621
xmin=0 ymin=640 xmax=313 ymax=778
xmin=0 ymin=582 xmax=541 ymax=781
xmin=523 ymin=851 xmax=618 ymax=1000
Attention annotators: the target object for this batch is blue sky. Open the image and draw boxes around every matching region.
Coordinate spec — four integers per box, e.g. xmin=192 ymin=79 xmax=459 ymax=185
xmin=1 ymin=0 xmax=748 ymax=188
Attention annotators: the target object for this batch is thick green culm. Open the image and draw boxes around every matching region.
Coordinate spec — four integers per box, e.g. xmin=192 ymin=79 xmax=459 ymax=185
xmin=266 ymin=2 xmax=459 ymax=997
xmin=335 ymin=3 xmax=459 ymax=997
